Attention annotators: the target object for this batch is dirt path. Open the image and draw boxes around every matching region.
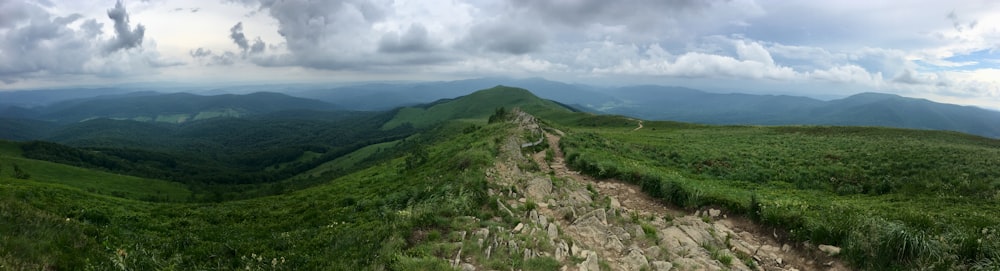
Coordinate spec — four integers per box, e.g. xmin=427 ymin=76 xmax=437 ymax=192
xmin=539 ymin=131 xmax=848 ymax=271
xmin=470 ymin=110 xmax=848 ymax=271
xmin=633 ymin=120 xmax=644 ymax=131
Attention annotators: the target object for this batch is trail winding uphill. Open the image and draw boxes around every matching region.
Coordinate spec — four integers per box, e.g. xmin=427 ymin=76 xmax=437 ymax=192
xmin=467 ymin=110 xmax=848 ymax=271
xmin=633 ymin=119 xmax=643 ymax=131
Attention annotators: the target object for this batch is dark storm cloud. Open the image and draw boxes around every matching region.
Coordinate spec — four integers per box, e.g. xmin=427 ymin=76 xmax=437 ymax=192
xmin=0 ymin=0 xmax=171 ymax=84
xmin=250 ymin=38 xmax=265 ymax=54
xmin=228 ymin=21 xmax=266 ymax=55
xmin=230 ymin=22 xmax=250 ymax=52
xmin=378 ymin=23 xmax=433 ymax=53
xmin=0 ymin=2 xmax=92 ymax=82
xmin=0 ymin=0 xmax=37 ymax=28
xmin=462 ymin=22 xmax=546 ymax=55
xmin=509 ymin=0 xmax=710 ymax=26
xmin=228 ymin=0 xmax=410 ymax=69
xmin=105 ymin=0 xmax=146 ymax=53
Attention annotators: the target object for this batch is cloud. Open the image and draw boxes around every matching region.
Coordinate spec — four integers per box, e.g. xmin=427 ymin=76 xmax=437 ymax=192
xmin=212 ymin=51 xmax=238 ymax=66
xmin=0 ymin=0 xmax=174 ymax=84
xmin=230 ymin=22 xmax=250 ymax=52
xmin=893 ymin=69 xmax=933 ymax=85
xmin=222 ymin=21 xmax=266 ymax=59
xmin=378 ymin=23 xmax=433 ymax=53
xmin=250 ymin=38 xmax=265 ymax=54
xmin=226 ymin=0 xmax=392 ymax=69
xmin=189 ymin=48 xmax=213 ymax=58
xmin=105 ymin=0 xmax=146 ymax=53
xmin=461 ymin=21 xmax=546 ymax=55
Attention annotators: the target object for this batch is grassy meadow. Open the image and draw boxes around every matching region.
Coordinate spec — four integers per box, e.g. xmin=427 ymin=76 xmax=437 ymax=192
xmin=559 ymin=118 xmax=1000 ymax=270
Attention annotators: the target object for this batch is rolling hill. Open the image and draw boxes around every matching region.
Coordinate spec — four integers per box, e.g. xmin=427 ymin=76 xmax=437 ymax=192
xmin=381 ymin=85 xmax=578 ymax=129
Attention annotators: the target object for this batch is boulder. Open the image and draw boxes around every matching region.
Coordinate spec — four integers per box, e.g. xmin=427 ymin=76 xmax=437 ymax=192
xmin=526 ymin=177 xmax=553 ymax=200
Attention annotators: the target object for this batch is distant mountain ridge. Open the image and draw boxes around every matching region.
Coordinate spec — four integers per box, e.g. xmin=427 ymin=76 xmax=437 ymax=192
xmin=295 ymin=77 xmax=620 ymax=111
xmin=1 ymin=77 xmax=998 ymax=138
xmin=1 ymin=92 xmax=337 ymax=124
xmin=601 ymin=86 xmax=1000 ymax=138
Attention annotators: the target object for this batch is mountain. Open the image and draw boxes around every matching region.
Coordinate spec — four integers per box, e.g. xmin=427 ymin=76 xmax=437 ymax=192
xmin=4 ymin=92 xmax=338 ymax=124
xmin=603 ymin=85 xmax=824 ymax=124
xmin=810 ymin=93 xmax=1000 ymax=136
xmin=382 ymin=85 xmax=577 ymax=129
xmin=600 ymin=86 xmax=1000 ymax=138
xmin=295 ymin=77 xmax=621 ymax=111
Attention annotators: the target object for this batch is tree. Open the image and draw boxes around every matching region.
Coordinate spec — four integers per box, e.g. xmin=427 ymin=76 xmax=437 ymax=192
xmin=12 ymin=164 xmax=30 ymax=180
xmin=488 ymin=107 xmax=509 ymax=124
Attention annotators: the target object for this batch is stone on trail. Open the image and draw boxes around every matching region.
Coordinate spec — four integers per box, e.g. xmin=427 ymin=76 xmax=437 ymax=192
xmin=624 ymin=248 xmax=650 ymax=270
xmin=610 ymin=196 xmax=622 ymax=210
xmin=651 ymin=261 xmax=673 ymax=271
xmin=547 ymin=223 xmax=559 ymax=240
xmin=555 ymin=241 xmax=569 ymax=261
xmin=708 ymin=208 xmax=721 ymax=218
xmin=819 ymin=244 xmax=841 ymax=256
xmin=578 ymin=251 xmax=600 ymax=271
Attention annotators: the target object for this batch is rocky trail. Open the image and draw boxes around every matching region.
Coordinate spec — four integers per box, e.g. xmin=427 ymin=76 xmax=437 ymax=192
xmin=463 ymin=110 xmax=848 ymax=271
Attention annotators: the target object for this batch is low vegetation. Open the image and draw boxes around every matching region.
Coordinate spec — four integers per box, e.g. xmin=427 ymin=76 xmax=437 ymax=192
xmin=560 ymin=121 xmax=1000 ymax=270
xmin=0 ymin=120 xmax=506 ymax=270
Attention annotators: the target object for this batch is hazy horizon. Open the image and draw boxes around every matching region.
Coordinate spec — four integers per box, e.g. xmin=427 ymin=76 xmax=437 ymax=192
xmin=2 ymin=0 xmax=999 ymax=110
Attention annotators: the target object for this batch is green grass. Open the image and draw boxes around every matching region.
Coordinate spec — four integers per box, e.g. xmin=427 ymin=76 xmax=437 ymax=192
xmin=0 ymin=121 xmax=506 ymax=270
xmin=299 ymin=140 xmax=401 ymax=177
xmin=193 ymin=108 xmax=243 ymax=120
xmin=0 ymin=143 xmax=191 ymax=202
xmin=559 ymin=119 xmax=1000 ymax=270
xmin=154 ymin=114 xmax=191 ymax=123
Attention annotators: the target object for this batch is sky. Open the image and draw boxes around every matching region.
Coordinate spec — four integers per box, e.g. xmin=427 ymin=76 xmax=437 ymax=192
xmin=1 ymin=0 xmax=999 ymax=109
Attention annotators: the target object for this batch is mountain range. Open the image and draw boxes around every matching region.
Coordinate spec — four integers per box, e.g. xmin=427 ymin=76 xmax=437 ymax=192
xmin=1 ymin=78 xmax=998 ymax=138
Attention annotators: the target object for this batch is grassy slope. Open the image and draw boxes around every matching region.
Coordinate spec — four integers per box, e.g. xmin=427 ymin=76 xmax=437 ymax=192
xmin=559 ymin=118 xmax=1000 ymax=270
xmin=0 ymin=141 xmax=191 ymax=202
xmin=382 ymin=85 xmax=575 ymax=129
xmin=0 ymin=121 xmax=504 ymax=270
